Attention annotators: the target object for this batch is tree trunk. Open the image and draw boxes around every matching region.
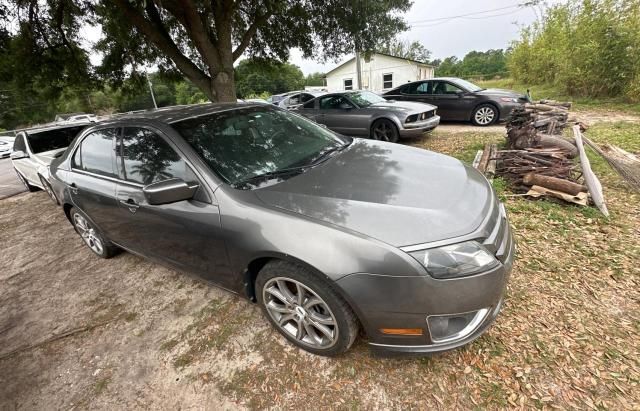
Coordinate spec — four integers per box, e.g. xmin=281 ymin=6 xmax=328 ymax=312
xmin=211 ymin=67 xmax=236 ymax=102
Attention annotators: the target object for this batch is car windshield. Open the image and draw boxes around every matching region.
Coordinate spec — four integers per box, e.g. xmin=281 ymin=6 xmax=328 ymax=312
xmin=172 ymin=107 xmax=349 ymax=187
xmin=27 ymin=126 xmax=85 ymax=153
xmin=347 ymin=91 xmax=386 ymax=107
xmin=452 ymin=79 xmax=484 ymax=92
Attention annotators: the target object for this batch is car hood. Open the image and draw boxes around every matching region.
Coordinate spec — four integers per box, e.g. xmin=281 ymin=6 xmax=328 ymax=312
xmin=32 ymin=147 xmax=67 ymax=165
xmin=254 ymin=140 xmax=494 ymax=247
xmin=477 ymin=88 xmax=527 ymax=99
xmin=368 ymin=100 xmax=437 ymax=113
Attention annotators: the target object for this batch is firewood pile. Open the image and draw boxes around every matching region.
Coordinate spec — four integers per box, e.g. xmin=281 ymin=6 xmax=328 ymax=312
xmin=474 ymin=100 xmax=609 ymax=214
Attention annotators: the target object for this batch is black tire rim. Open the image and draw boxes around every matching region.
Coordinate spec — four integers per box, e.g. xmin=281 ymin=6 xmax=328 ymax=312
xmin=372 ymin=121 xmax=396 ymax=141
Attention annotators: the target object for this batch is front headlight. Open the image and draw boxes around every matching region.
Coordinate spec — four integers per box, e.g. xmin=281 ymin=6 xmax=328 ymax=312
xmin=408 ymin=241 xmax=499 ymax=279
xmin=500 ymin=97 xmax=519 ymax=103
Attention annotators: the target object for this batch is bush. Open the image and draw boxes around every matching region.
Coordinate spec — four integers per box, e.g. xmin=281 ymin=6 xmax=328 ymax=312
xmin=509 ymin=0 xmax=640 ymax=100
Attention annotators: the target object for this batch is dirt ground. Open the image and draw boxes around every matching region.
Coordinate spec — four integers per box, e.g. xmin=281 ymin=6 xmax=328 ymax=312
xmin=1 ymin=119 xmax=639 ymax=409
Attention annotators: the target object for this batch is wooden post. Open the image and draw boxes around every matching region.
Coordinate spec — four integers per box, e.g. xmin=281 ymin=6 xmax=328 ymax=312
xmin=573 ymin=125 xmax=609 ymax=217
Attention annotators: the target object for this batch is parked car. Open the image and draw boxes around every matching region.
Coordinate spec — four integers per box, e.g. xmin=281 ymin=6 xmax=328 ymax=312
xmin=277 ymin=91 xmax=326 ymax=109
xmin=0 ymin=139 xmax=12 ymax=159
xmin=267 ymin=91 xmax=297 ymax=105
xmin=383 ymin=77 xmax=529 ymax=126
xmin=48 ymin=103 xmax=513 ymax=357
xmin=296 ymin=90 xmax=440 ymax=142
xmin=10 ymin=123 xmax=88 ymax=199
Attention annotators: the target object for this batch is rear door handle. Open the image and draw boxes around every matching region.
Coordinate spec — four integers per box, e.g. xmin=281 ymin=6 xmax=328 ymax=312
xmin=69 ymin=182 xmax=78 ymax=194
xmin=119 ymin=199 xmax=140 ymax=213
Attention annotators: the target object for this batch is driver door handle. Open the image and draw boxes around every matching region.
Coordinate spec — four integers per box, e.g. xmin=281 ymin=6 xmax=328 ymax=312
xmin=119 ymin=199 xmax=140 ymax=213
xmin=69 ymin=182 xmax=78 ymax=194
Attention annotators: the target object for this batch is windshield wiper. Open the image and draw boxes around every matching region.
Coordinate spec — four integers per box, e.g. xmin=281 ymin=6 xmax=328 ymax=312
xmin=232 ymin=165 xmax=312 ymax=188
xmin=307 ymin=140 xmax=352 ymax=166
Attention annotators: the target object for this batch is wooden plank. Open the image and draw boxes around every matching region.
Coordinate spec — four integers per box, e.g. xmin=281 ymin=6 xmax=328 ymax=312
xmin=573 ymin=125 xmax=609 ymax=217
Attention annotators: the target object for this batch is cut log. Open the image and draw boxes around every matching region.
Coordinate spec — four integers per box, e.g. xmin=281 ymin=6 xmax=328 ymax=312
xmin=523 ymin=173 xmax=587 ymax=195
xmin=573 ymin=126 xmax=609 ymax=217
xmin=537 ymin=135 xmax=578 ymax=158
xmin=486 ymin=144 xmax=497 ymax=177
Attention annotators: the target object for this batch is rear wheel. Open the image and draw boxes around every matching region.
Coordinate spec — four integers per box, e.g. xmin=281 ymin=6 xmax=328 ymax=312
xmin=70 ymin=207 xmax=118 ymax=258
xmin=256 ymin=261 xmax=359 ymax=356
xmin=472 ymin=104 xmax=498 ymax=126
xmin=371 ymin=119 xmax=399 ymax=143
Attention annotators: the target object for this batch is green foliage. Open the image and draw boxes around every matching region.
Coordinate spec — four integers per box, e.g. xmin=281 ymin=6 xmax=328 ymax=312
xmin=305 ymin=72 xmax=326 ymax=87
xmin=509 ymin=0 xmax=640 ymax=102
xmin=435 ymin=49 xmax=508 ymax=78
xmin=235 ymin=59 xmax=305 ymax=98
xmin=376 ymin=38 xmax=432 ymax=62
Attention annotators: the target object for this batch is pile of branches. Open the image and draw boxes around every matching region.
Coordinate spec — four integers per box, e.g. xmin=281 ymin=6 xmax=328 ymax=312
xmin=494 ymin=148 xmax=579 ymax=191
xmin=508 ymin=100 xmax=573 ymax=135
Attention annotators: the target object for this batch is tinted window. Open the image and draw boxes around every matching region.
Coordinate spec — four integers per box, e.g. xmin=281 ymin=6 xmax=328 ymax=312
xmin=319 ymin=95 xmax=352 ymax=109
xmin=433 ymin=81 xmax=463 ymax=95
xmin=406 ymin=81 xmax=430 ymax=95
xmin=74 ymin=129 xmax=117 ymax=177
xmin=120 ymin=127 xmax=196 ymax=185
xmin=287 ymin=94 xmax=300 ymax=105
xmin=26 ymin=126 xmax=85 ymax=153
xmin=172 ymin=106 xmax=347 ymax=186
xmin=300 ymin=94 xmax=315 ymax=103
xmin=302 ymin=99 xmax=315 ymax=109
xmin=13 ymin=135 xmax=27 ymax=152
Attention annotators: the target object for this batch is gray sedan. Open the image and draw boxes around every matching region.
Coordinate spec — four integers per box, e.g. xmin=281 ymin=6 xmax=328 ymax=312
xmin=296 ymin=90 xmax=440 ymax=142
xmin=48 ymin=103 xmax=512 ymax=357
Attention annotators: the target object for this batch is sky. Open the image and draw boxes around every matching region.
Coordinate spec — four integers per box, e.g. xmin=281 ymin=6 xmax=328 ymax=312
xmin=289 ymin=0 xmax=562 ymax=75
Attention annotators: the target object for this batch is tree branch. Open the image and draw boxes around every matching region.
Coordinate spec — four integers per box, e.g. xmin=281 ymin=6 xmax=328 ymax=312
xmin=232 ymin=10 xmax=270 ymax=61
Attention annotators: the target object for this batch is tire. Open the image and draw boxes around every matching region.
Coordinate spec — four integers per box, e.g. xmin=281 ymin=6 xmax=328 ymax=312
xmin=15 ymin=171 xmax=39 ymax=192
xmin=39 ymin=175 xmax=59 ymax=205
xmin=370 ymin=119 xmax=400 ymax=143
xmin=472 ymin=104 xmax=498 ymax=126
xmin=256 ymin=260 xmax=359 ymax=357
xmin=69 ymin=207 xmax=118 ymax=258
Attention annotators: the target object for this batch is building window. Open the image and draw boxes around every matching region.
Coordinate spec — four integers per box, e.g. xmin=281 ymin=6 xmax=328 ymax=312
xmin=383 ymin=73 xmax=393 ymax=89
xmin=343 ymin=78 xmax=353 ymax=90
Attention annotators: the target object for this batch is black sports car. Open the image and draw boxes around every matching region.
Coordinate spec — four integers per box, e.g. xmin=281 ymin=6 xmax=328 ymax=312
xmin=383 ymin=77 xmax=529 ymax=126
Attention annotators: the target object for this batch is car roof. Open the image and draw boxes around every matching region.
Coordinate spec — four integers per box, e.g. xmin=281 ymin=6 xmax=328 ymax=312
xmin=98 ymin=102 xmax=266 ymax=125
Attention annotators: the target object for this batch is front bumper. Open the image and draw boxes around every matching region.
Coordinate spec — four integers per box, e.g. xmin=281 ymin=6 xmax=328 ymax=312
xmin=399 ymin=115 xmax=440 ymax=138
xmin=336 ymin=214 xmax=515 ymax=357
xmin=498 ymin=102 xmax=524 ymax=121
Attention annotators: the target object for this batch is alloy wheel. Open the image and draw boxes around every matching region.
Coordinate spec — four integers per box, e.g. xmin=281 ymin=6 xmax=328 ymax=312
xmin=73 ymin=213 xmax=104 ymax=255
xmin=372 ymin=121 xmax=393 ymax=141
xmin=262 ymin=277 xmax=339 ymax=349
xmin=474 ymin=107 xmax=496 ymax=125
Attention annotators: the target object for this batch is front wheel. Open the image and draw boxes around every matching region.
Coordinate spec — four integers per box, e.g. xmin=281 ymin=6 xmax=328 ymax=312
xmin=256 ymin=261 xmax=359 ymax=357
xmin=70 ymin=207 xmax=118 ymax=258
xmin=371 ymin=119 xmax=399 ymax=143
xmin=472 ymin=104 xmax=498 ymax=126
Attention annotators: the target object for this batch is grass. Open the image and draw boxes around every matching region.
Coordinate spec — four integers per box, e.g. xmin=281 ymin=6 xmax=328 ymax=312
xmin=476 ymin=78 xmax=640 ymax=115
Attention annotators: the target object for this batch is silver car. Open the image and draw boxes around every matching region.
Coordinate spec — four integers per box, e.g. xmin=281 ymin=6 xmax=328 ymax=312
xmin=10 ymin=123 xmax=87 ymax=199
xmin=277 ymin=91 xmax=327 ymax=110
xmin=296 ymin=90 xmax=440 ymax=142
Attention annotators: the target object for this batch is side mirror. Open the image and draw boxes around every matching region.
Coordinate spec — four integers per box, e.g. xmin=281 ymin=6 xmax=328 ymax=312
xmin=10 ymin=150 xmax=28 ymax=160
xmin=143 ymin=178 xmax=198 ymax=205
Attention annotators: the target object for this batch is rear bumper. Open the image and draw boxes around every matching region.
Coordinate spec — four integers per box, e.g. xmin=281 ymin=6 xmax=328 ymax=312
xmin=399 ymin=115 xmax=440 ymax=138
xmin=335 ymin=220 xmax=515 ymax=357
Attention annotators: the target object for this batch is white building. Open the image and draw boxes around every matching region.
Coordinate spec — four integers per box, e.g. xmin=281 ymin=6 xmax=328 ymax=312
xmin=324 ymin=52 xmax=435 ymax=93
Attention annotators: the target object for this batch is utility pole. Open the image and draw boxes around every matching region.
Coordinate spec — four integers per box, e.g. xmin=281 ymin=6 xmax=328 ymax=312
xmin=146 ymin=72 xmax=158 ymax=109
xmin=355 ymin=50 xmax=362 ymax=90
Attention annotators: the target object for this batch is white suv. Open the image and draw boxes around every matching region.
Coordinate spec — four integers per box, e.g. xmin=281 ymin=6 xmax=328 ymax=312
xmin=11 ymin=124 xmax=88 ymax=196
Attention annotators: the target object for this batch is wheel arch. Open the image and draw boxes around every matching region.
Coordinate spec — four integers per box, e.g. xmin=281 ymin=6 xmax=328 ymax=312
xmin=369 ymin=116 xmax=401 ymax=138
xmin=242 ymin=252 xmax=369 ymax=335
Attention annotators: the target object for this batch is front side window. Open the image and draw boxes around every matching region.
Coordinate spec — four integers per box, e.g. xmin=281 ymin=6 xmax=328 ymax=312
xmin=302 ymin=99 xmax=316 ymax=109
xmin=433 ymin=81 xmax=463 ymax=95
xmin=383 ymin=73 xmax=393 ymax=89
xmin=172 ymin=107 xmax=348 ymax=187
xmin=319 ymin=95 xmax=353 ymax=110
xmin=343 ymin=79 xmax=353 ymax=90
xmin=13 ymin=134 xmax=27 ymax=152
xmin=120 ymin=127 xmax=196 ymax=185
xmin=26 ymin=126 xmax=85 ymax=154
xmin=406 ymin=81 xmax=430 ymax=95
xmin=73 ymin=129 xmax=117 ymax=177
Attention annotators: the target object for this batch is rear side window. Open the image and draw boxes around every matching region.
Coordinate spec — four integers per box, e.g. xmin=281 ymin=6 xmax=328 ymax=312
xmin=73 ymin=129 xmax=117 ymax=177
xmin=120 ymin=127 xmax=196 ymax=185
xmin=13 ymin=135 xmax=27 ymax=152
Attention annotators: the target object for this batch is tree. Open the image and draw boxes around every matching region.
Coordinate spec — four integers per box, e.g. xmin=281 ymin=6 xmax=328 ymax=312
xmin=434 ymin=50 xmax=507 ymax=78
xmin=235 ymin=59 xmax=305 ymax=97
xmin=377 ymin=38 xmax=432 ymax=63
xmin=305 ymin=72 xmax=326 ymax=87
xmin=3 ymin=0 xmax=410 ymax=104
